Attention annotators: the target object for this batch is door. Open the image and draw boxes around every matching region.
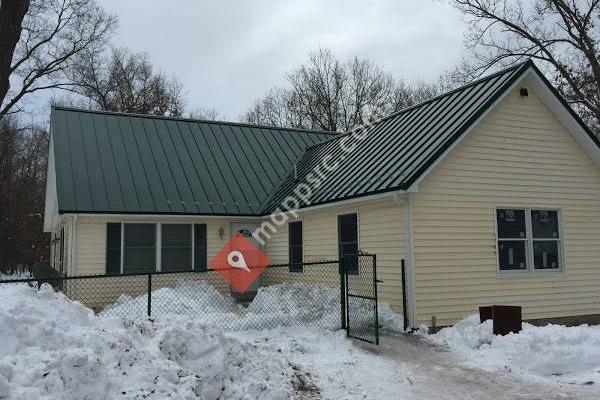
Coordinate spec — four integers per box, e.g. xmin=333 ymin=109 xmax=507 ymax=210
xmin=229 ymin=223 xmax=263 ymax=295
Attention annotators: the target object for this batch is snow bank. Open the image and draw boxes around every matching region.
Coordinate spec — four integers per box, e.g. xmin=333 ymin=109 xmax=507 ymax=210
xmin=0 ymin=284 xmax=296 ymax=399
xmin=244 ymin=283 xmax=340 ymax=329
xmin=428 ymin=314 xmax=600 ymax=385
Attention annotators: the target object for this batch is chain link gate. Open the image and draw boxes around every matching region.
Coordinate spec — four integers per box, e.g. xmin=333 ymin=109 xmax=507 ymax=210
xmin=341 ymin=254 xmax=379 ymax=344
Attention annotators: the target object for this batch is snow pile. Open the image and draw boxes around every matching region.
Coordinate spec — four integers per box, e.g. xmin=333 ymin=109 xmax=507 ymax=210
xmin=377 ymin=303 xmax=406 ymax=333
xmin=0 ymin=284 xmax=297 ymax=400
xmin=244 ymin=283 xmax=341 ymax=329
xmin=428 ymin=314 xmax=600 ymax=384
xmin=102 ymin=280 xmax=241 ymax=320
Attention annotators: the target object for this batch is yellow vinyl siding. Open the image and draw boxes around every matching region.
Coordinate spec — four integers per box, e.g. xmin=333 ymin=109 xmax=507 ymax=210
xmin=411 ymin=87 xmax=600 ymax=327
xmin=76 ymin=219 xmax=106 ymax=275
xmin=265 ymin=197 xmax=406 ymax=313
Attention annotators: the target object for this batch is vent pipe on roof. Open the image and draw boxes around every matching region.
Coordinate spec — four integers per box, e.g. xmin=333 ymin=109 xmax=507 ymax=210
xmin=293 ymin=163 xmax=298 ymax=182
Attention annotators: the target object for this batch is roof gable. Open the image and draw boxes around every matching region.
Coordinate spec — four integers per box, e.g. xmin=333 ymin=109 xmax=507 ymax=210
xmin=50 ymin=108 xmax=334 ymax=215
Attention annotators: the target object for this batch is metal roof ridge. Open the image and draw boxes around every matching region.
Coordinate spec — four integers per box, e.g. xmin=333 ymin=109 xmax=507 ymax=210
xmin=50 ymin=105 xmax=338 ymax=137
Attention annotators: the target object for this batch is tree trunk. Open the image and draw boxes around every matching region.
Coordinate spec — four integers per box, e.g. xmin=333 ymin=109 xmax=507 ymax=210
xmin=0 ymin=0 xmax=30 ymax=114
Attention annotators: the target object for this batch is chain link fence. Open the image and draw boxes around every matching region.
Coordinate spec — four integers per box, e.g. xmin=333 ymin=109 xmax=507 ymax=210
xmin=0 ymin=260 xmax=345 ymax=332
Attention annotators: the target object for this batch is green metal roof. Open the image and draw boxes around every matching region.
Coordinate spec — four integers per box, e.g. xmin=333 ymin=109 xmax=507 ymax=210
xmin=51 ymin=61 xmax=599 ymax=217
xmin=51 ymin=107 xmax=335 ymax=215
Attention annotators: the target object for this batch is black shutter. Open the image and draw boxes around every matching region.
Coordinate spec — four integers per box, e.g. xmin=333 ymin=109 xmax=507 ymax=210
xmin=106 ymin=223 xmax=121 ymax=274
xmin=288 ymin=221 xmax=303 ymax=272
xmin=194 ymin=224 xmax=207 ymax=270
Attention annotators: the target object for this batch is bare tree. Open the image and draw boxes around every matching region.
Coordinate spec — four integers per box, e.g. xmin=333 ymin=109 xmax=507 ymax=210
xmin=245 ymin=87 xmax=309 ymax=128
xmin=70 ymin=47 xmax=185 ymax=116
xmin=450 ymin=0 xmax=600 ymax=132
xmin=188 ymin=107 xmax=221 ymax=121
xmin=0 ymin=117 xmax=49 ymax=270
xmin=245 ymin=49 xmax=440 ymax=132
xmin=0 ymin=0 xmax=116 ymax=120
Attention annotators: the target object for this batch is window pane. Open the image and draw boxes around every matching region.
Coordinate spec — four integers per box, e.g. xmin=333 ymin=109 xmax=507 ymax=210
xmin=498 ymin=240 xmax=527 ymax=270
xmin=289 ymin=221 xmax=302 ymax=246
xmin=162 ymin=224 xmax=191 ymax=246
xmin=531 ymin=210 xmax=559 ymax=239
xmin=533 ymin=241 xmax=560 ymax=270
xmin=497 ymin=209 xmax=526 ymax=238
xmin=338 ymin=214 xmax=358 ymax=243
xmin=124 ymin=224 xmax=155 ymax=273
xmin=194 ymin=224 xmax=207 ymax=270
xmin=124 ymin=249 xmax=155 ymax=273
xmin=106 ymin=223 xmax=121 ymax=274
xmin=125 ymin=224 xmax=155 ymax=247
xmin=162 ymin=224 xmax=191 ymax=271
xmin=162 ymin=248 xmax=191 ymax=271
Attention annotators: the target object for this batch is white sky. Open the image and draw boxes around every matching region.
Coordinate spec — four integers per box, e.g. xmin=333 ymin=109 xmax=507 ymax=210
xmin=27 ymin=0 xmax=467 ymax=123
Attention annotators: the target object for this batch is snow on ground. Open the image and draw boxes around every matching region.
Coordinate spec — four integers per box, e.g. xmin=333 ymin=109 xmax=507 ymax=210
xmin=4 ymin=280 xmax=595 ymax=399
xmin=0 ymin=282 xmax=406 ymax=399
xmin=427 ymin=314 xmax=600 ymax=385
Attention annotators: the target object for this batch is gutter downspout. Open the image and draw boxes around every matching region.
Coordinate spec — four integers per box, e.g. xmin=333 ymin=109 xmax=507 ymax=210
xmin=403 ymin=194 xmax=417 ymax=328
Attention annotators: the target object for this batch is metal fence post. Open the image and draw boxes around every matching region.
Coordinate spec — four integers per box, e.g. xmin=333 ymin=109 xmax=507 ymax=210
xmin=401 ymin=259 xmax=408 ymax=332
xmin=339 ymin=258 xmax=346 ymax=330
xmin=147 ymin=274 xmax=152 ymax=317
xmin=373 ymin=255 xmax=379 ymax=345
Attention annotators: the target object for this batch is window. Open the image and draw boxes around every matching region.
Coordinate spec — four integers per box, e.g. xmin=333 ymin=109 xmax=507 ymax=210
xmin=497 ymin=208 xmax=562 ymax=273
xmin=161 ymin=224 xmax=192 ymax=271
xmin=106 ymin=223 xmax=121 ymax=274
xmin=105 ymin=223 xmax=208 ymax=274
xmin=288 ymin=221 xmax=303 ymax=272
xmin=194 ymin=224 xmax=207 ymax=270
xmin=124 ymin=224 xmax=156 ymax=273
xmin=338 ymin=213 xmax=359 ymax=274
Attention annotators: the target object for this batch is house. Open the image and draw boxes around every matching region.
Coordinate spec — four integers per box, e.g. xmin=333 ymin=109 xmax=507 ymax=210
xmin=44 ymin=61 xmax=600 ymax=328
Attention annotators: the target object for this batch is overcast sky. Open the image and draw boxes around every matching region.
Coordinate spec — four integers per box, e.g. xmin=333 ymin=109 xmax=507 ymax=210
xmin=33 ymin=0 xmax=467 ymax=122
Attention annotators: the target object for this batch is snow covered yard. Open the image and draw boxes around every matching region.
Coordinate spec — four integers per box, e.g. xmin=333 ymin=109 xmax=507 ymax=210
xmin=0 ymin=282 xmax=598 ymax=399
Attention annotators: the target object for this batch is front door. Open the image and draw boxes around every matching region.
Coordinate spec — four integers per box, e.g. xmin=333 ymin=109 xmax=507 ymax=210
xmin=229 ymin=223 xmax=263 ymax=296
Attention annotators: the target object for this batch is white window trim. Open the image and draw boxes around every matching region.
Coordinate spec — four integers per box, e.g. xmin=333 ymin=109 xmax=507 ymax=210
xmin=495 ymin=207 xmax=565 ymax=276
